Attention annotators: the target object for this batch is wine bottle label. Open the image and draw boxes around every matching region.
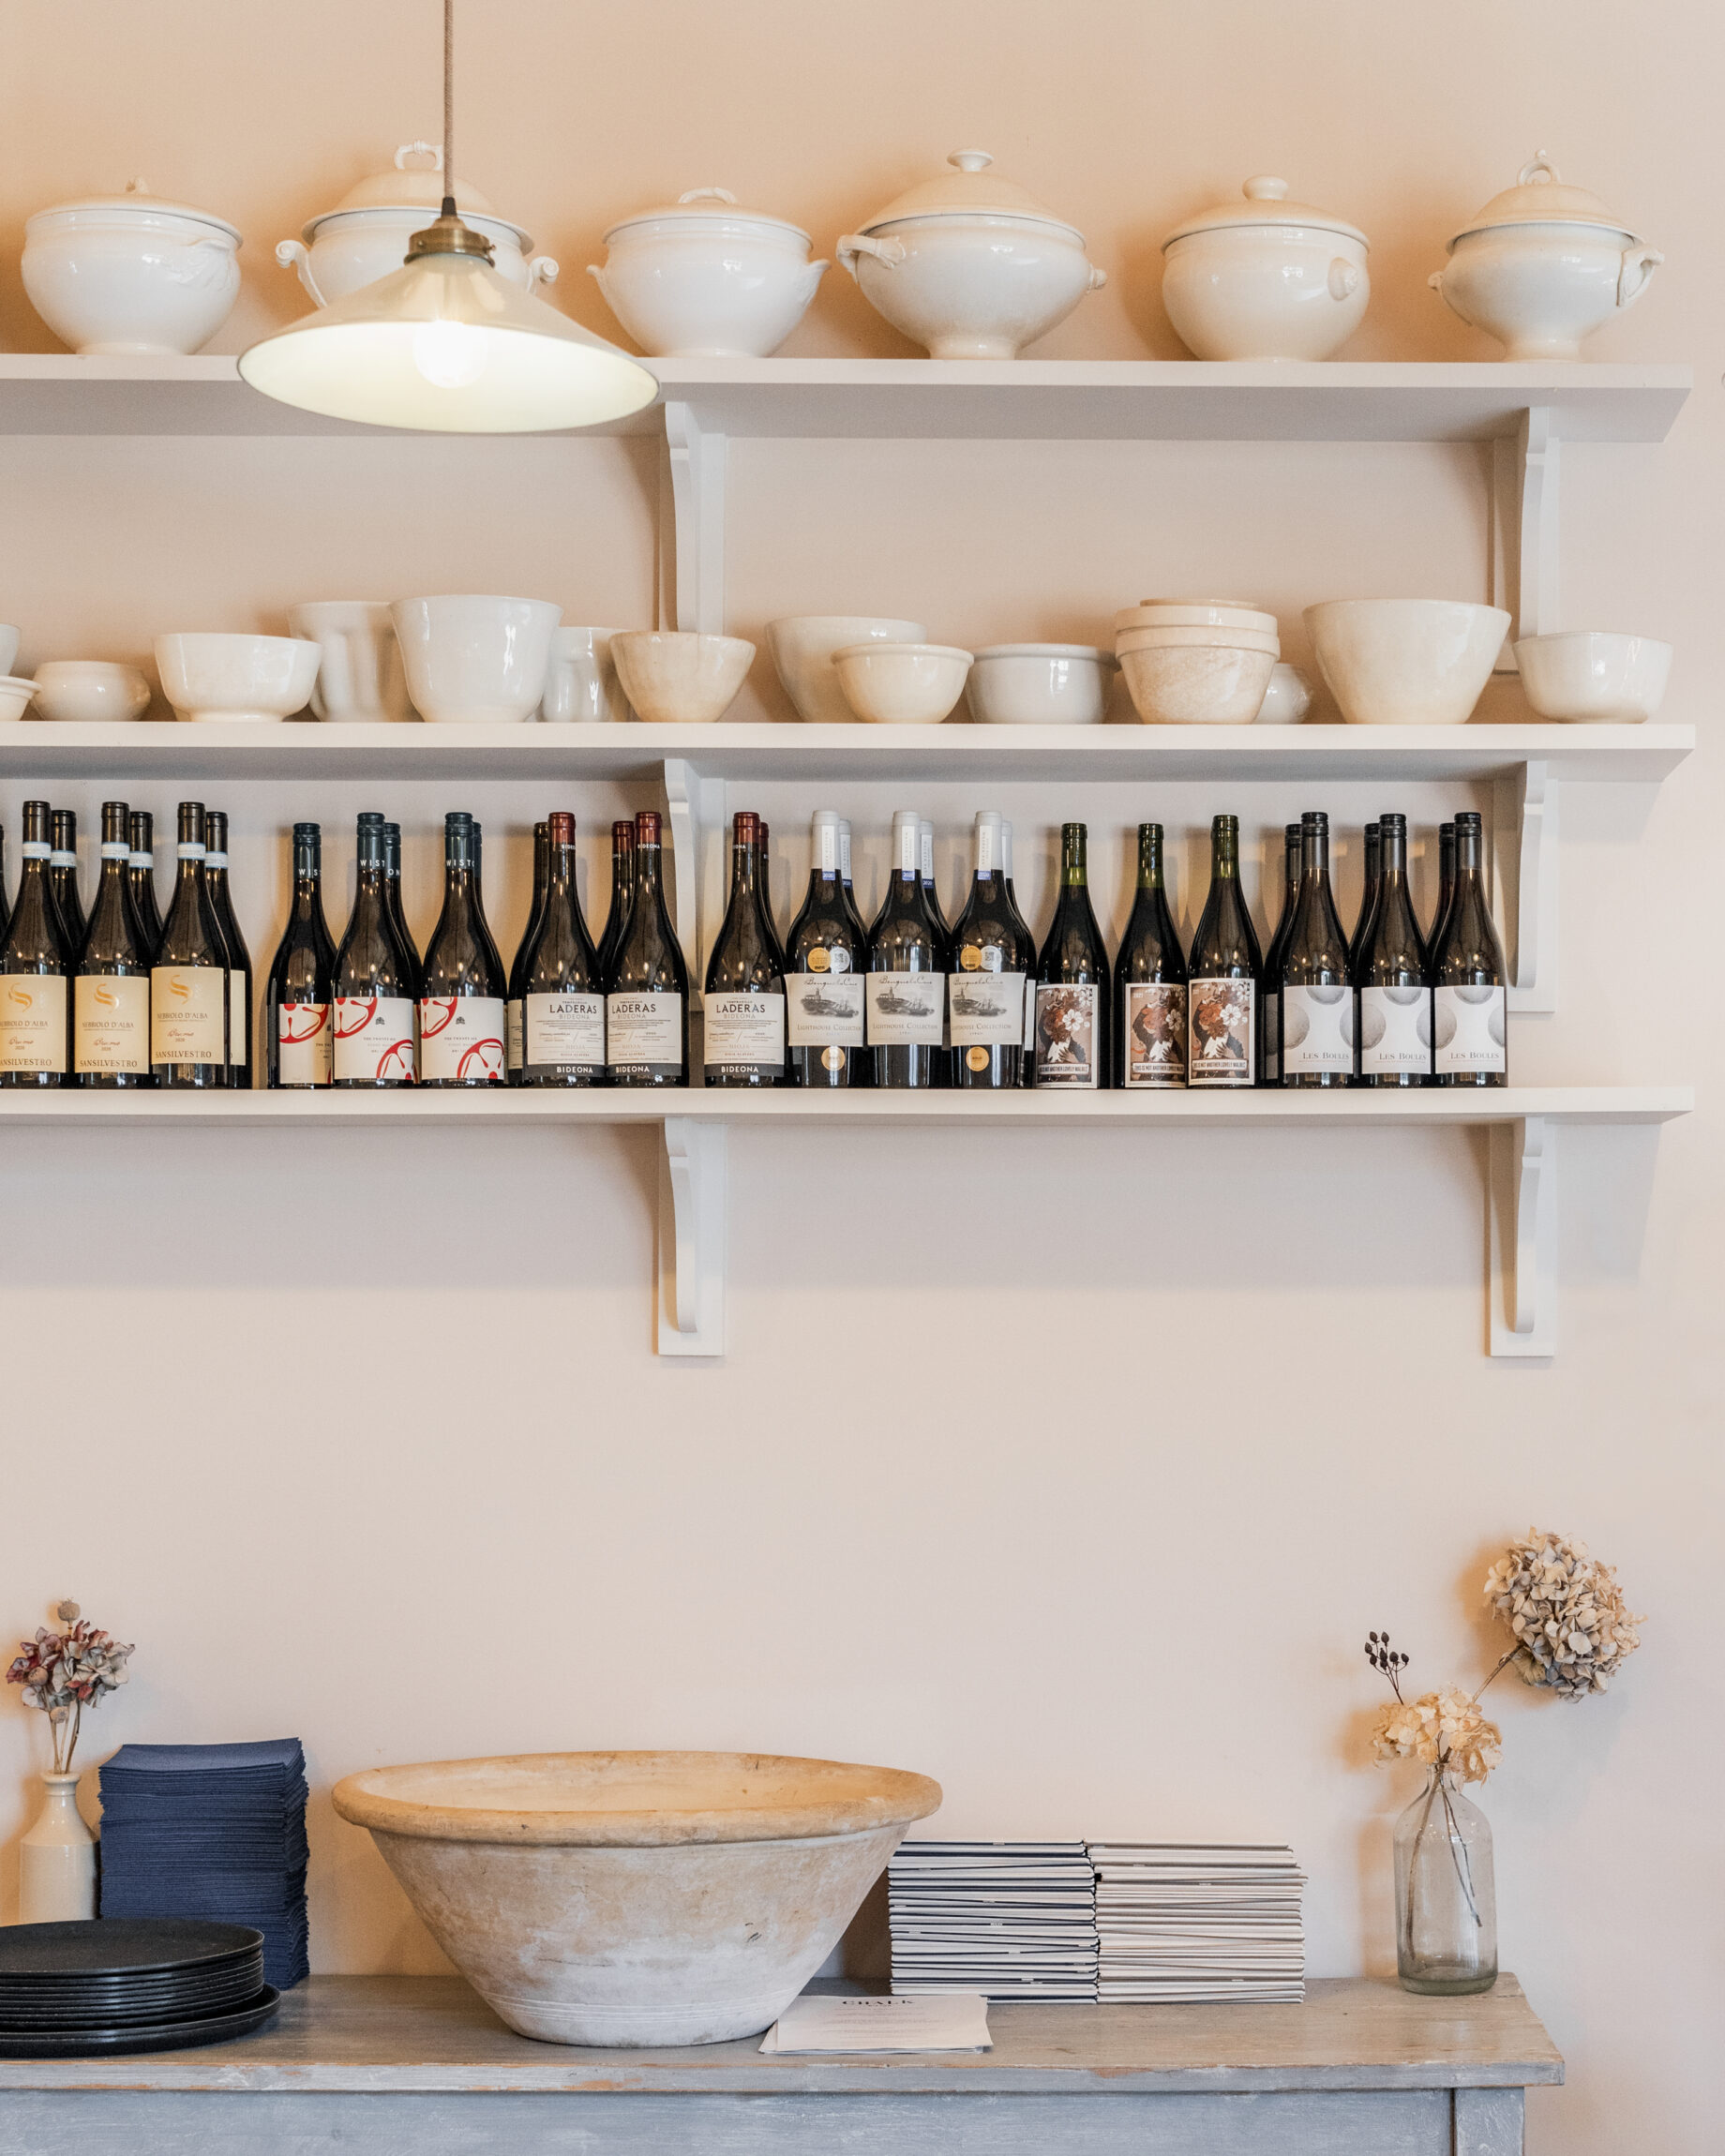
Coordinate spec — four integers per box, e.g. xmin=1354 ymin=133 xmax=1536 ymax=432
xmin=277 ymin=1001 xmax=332 ymax=1086
xmin=1188 ymin=977 xmax=1255 ymax=1086
xmin=865 ymin=970 xmax=943 ymax=1046
xmin=74 ymin=976 xmax=149 ymax=1074
xmin=1262 ymin=992 xmax=1281 ymax=1084
xmin=703 ymin=991 xmax=786 ymax=1070
xmin=1122 ymin=981 xmax=1188 ymax=1087
xmin=0 ymin=975 xmax=68 ymax=1073
xmin=787 ymin=973 xmax=864 ymax=1046
xmin=229 ymin=971 xmax=248 ymax=1065
xmin=1022 ymin=971 xmax=1036 ymax=1053
xmin=526 ymin=990 xmax=606 ymax=1069
xmin=948 ymin=970 xmax=1025 ymax=1047
xmin=1360 ymin=984 xmax=1432 ymax=1076
xmin=419 ymin=994 xmax=506 ymax=1082
xmin=505 ymin=999 xmax=524 ymax=1072
xmin=334 ymin=994 xmax=416 ymax=1083
xmin=151 ymin=966 xmax=225 ymax=1065
xmin=1033 ymin=982 xmax=1100 ymax=1086
xmin=607 ymin=991 xmax=682 ymax=1068
xmin=1282 ymin=983 xmax=1354 ymax=1076
xmin=1434 ymin=984 xmax=1507 ymax=1074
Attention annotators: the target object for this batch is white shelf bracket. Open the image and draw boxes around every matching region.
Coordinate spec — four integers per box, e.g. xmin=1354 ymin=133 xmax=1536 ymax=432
xmin=1494 ymin=759 xmax=1559 ymax=1015
xmin=656 ymin=1115 xmax=727 ymax=1357
xmin=1488 ymin=1115 xmax=1557 ymax=1357
xmin=661 ymin=756 xmax=728 ymax=1002
xmin=1491 ymin=406 xmax=1560 ymax=667
xmin=661 ymin=400 xmax=727 ymax=635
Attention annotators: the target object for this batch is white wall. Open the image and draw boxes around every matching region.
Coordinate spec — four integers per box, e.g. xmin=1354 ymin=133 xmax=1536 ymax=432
xmin=0 ymin=4 xmax=1718 ymax=2149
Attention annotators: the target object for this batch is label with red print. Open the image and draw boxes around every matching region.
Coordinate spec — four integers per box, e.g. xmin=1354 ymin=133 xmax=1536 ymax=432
xmin=277 ymin=1000 xmax=332 ymax=1086
xmin=418 ymin=994 xmax=506 ymax=1083
xmin=334 ymin=995 xmax=417 ymax=1084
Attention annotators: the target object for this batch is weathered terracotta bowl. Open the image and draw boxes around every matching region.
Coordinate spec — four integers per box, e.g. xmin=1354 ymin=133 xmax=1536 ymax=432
xmin=333 ymin=1749 xmax=941 ymax=2046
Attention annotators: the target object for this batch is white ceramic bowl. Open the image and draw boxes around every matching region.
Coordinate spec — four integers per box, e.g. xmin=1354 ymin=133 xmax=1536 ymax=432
xmin=967 ymin=644 xmax=1115 ymax=726
xmin=1117 ymin=602 xmax=1277 ymax=635
xmin=1513 ymin=631 xmax=1672 ymax=724
xmin=542 ymin=627 xmax=633 ymax=723
xmin=1255 ymin=662 xmax=1313 ymax=724
xmin=1161 ymin=177 xmax=1370 ymax=362
xmin=24 ymin=191 xmax=241 ymax=355
xmin=391 ymin=596 xmax=562 ymax=726
xmin=155 ymin=634 xmax=322 ymax=724
xmin=0 ymin=628 xmax=19 ymax=677
xmin=1116 ymin=625 xmax=1281 ymax=656
xmin=611 ymin=631 xmax=756 ymax=724
xmin=288 ymin=602 xmax=415 ymax=723
xmin=1305 ymin=600 xmax=1510 ymax=726
xmin=0 ymin=676 xmax=38 ymax=723
xmin=591 ymin=191 xmax=826 ymax=358
xmin=832 ymin=642 xmax=972 ymax=724
xmin=1119 ymin=643 xmax=1277 ymax=726
xmin=767 ymin=617 xmax=928 ymax=724
xmin=30 ymin=661 xmax=152 ymax=724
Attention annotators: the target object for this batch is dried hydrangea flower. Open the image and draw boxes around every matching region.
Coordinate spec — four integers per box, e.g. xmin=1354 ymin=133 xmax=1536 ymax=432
xmin=1484 ymin=1531 xmax=1642 ymax=1699
xmin=1371 ymin=1686 xmax=1502 ymax=1785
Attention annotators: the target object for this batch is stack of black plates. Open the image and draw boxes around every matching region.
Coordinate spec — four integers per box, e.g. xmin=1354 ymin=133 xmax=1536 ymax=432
xmin=0 ymin=1920 xmax=278 ymax=2057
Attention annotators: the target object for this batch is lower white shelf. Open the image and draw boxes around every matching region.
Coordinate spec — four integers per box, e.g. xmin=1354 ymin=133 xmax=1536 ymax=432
xmin=6 ymin=1085 xmax=1690 ymax=1361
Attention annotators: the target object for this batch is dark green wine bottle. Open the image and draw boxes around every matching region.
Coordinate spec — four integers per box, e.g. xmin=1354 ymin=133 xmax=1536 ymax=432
xmin=75 ymin=801 xmax=152 ymax=1087
xmin=0 ymin=801 xmax=71 ymax=1085
xmin=1186 ymin=815 xmax=1260 ymax=1088
xmin=1428 ymin=820 xmax=1456 ymax=960
xmin=950 ymin=812 xmax=1034 ymax=1090
xmin=1278 ymin=811 xmax=1352 ymax=1087
xmin=703 ymin=809 xmax=786 ymax=1086
xmin=1432 ymin=811 xmax=1507 ymax=1086
xmin=1258 ymin=822 xmax=1300 ymax=1085
xmin=1356 ymin=812 xmax=1431 ymax=1086
xmin=1115 ymin=823 xmax=1187 ymax=1088
xmin=866 ymin=810 xmax=948 ymax=1089
xmin=49 ymin=809 xmax=85 ymax=957
xmin=1032 ymin=823 xmax=1111 ymax=1089
xmin=1348 ymin=820 xmax=1381 ymax=969
xmin=786 ymin=810 xmax=867 ymax=1087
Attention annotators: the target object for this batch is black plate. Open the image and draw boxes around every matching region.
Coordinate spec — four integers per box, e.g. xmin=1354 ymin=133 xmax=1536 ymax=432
xmin=0 ymin=1921 xmax=264 ymax=1980
xmin=0 ymin=1969 xmax=266 ymax=2029
xmin=0 ymin=1986 xmax=280 ymax=2058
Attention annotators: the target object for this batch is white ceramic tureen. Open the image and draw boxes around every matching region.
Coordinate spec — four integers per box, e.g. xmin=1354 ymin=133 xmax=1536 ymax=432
xmin=23 ymin=181 xmax=242 ymax=355
xmin=1429 ymin=155 xmax=1662 ymax=360
xmin=276 ymin=142 xmax=557 ymax=307
xmin=837 ymin=151 xmax=1105 ymax=359
xmin=1161 ymin=176 xmax=1369 ymax=361
xmin=589 ymin=188 xmax=826 ymax=357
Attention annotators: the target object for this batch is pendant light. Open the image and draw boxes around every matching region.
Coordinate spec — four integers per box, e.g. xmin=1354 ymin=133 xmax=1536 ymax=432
xmin=239 ymin=0 xmax=657 ymax=432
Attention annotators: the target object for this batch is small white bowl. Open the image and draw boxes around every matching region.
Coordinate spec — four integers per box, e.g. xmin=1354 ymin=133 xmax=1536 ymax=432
xmin=0 ymin=627 xmax=19 ymax=676
xmin=0 ymin=675 xmax=38 ymax=723
xmin=31 ymin=660 xmax=152 ymax=724
xmin=1254 ymin=663 xmax=1313 ymax=724
xmin=1116 ymin=624 xmax=1281 ymax=656
xmin=156 ymin=633 xmax=322 ymax=724
xmin=1118 ymin=601 xmax=1277 ymax=635
xmin=767 ymin=616 xmax=927 ymax=724
xmin=832 ymin=642 xmax=972 ymax=725
xmin=1119 ymin=643 xmax=1276 ymax=726
xmin=967 ymin=644 xmax=1115 ymax=726
xmin=1304 ymin=599 xmax=1509 ymax=726
xmin=1513 ymin=631 xmax=1672 ymax=725
xmin=611 ymin=631 xmax=756 ymax=724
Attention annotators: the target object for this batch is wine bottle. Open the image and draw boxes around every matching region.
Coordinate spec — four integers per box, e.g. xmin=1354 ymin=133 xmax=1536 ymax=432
xmin=703 ymin=810 xmax=786 ymax=1086
xmin=265 ymin=821 xmax=337 ymax=1088
xmin=1033 ymin=823 xmax=1111 ymax=1089
xmin=1116 ymin=822 xmax=1188 ymax=1088
xmin=1357 ymin=812 xmax=1431 ymax=1087
xmin=419 ymin=812 xmax=507 ymax=1085
xmin=204 ymin=809 xmax=252 ymax=1085
xmin=128 ymin=809 xmax=163 ymax=958
xmin=757 ymin=820 xmax=788 ymax=979
xmin=1428 ymin=820 xmax=1457 ymax=959
xmin=1187 ymin=813 xmax=1261 ymax=1088
xmin=382 ymin=820 xmax=420 ymax=988
xmin=607 ymin=809 xmax=688 ymax=1085
xmin=1432 ymin=810 xmax=1507 ymax=1086
xmin=151 ymin=801 xmax=229 ymax=1088
xmin=517 ymin=811 xmax=605 ymax=1086
xmin=919 ymin=818 xmax=950 ymax=936
xmin=74 ymin=800 xmax=152 ymax=1087
xmin=838 ymin=816 xmax=862 ymax=921
xmin=335 ymin=816 xmax=418 ymax=1085
xmin=49 ymin=809 xmax=85 ymax=957
xmin=0 ymin=818 xmax=10 ymax=947
xmin=785 ymin=809 xmax=867 ymax=1087
xmin=949 ymin=812 xmax=1033 ymax=1089
xmin=1003 ymin=818 xmax=1038 ymax=1086
xmin=1278 ymin=811 xmax=1352 ymax=1087
xmin=506 ymin=818 xmax=551 ymax=1079
xmin=1258 ymin=822 xmax=1301 ymax=1085
xmin=867 ymin=809 xmax=948 ymax=1089
xmin=595 ymin=819 xmax=635 ymax=984
xmin=1348 ymin=820 xmax=1381 ymax=969
xmin=0 ymin=801 xmax=70 ymax=1086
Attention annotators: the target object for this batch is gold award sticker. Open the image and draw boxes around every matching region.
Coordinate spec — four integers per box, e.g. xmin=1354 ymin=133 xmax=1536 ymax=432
xmin=821 ymin=1045 xmax=846 ymax=1071
xmin=808 ymin=948 xmax=831 ymax=972
xmin=966 ymin=1045 xmax=990 ymax=1071
xmin=960 ymin=944 xmax=983 ymax=971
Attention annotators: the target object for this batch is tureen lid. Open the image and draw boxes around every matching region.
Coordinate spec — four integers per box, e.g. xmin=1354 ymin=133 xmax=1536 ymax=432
xmin=1162 ymin=175 xmax=1366 ymax=248
xmin=853 ymin=151 xmax=1083 ymax=239
xmin=29 ymin=178 xmax=240 ymax=241
xmin=603 ymin=187 xmax=810 ymax=246
xmin=1448 ymin=153 xmax=1642 ymax=244
xmin=304 ymin=143 xmax=530 ymax=244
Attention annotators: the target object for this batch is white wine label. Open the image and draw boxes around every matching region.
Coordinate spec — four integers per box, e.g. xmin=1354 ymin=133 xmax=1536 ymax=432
xmin=277 ymin=1001 xmax=332 ymax=1085
xmin=0 ymin=974 xmax=68 ymax=1073
xmin=228 ymin=970 xmax=248 ymax=1066
xmin=419 ymin=994 xmax=506 ymax=1082
xmin=526 ymin=990 xmax=605 ymax=1068
xmin=505 ymin=999 xmax=524 ymax=1072
xmin=1434 ymin=983 xmax=1507 ymax=1074
xmin=607 ymin=990 xmax=682 ymax=1067
xmin=949 ymin=970 xmax=1025 ymax=1047
xmin=1261 ymin=992 xmax=1281 ymax=1084
xmin=1033 ymin=981 xmax=1100 ymax=1087
xmin=74 ymin=976 xmax=149 ymax=1075
xmin=1282 ymin=982 xmax=1354 ymax=1076
xmin=151 ymin=966 xmax=225 ymax=1066
xmin=1123 ymin=981 xmax=1188 ymax=1087
xmin=334 ymin=994 xmax=416 ymax=1083
xmin=788 ymin=973 xmax=864 ymax=1047
xmin=865 ymin=970 xmax=944 ymax=1046
xmin=1022 ymin=970 xmax=1036 ymax=1053
xmin=1360 ymin=984 xmax=1432 ymax=1076
xmin=704 ymin=991 xmax=785 ymax=1068
xmin=1189 ymin=977 xmax=1255 ymax=1086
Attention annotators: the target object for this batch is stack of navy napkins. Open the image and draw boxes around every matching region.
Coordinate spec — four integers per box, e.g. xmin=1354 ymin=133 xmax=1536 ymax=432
xmin=98 ymin=1740 xmax=309 ymax=1989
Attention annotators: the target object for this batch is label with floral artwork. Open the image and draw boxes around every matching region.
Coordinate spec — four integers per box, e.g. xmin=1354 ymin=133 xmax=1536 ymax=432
xmin=1188 ymin=976 xmax=1254 ymax=1086
xmin=1033 ymin=982 xmax=1099 ymax=1087
xmin=1122 ymin=981 xmax=1187 ymax=1087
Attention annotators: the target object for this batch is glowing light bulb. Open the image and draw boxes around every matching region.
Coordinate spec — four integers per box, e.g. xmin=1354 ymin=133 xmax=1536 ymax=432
xmin=412 ymin=319 xmax=488 ymax=389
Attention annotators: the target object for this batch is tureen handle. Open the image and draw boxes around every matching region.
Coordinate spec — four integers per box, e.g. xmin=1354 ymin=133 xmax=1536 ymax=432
xmin=1616 ymin=244 xmax=1664 ymax=309
xmin=678 ymin=188 xmax=739 ymax=206
xmin=1328 ymin=258 xmax=1359 ymax=301
xmin=1517 ymin=153 xmax=1560 ymax=187
xmin=835 ymin=233 xmax=906 ymax=279
xmin=527 ymin=256 xmax=561 ymax=291
xmin=396 ymin=142 xmax=443 ymax=173
xmin=275 ymin=240 xmax=328 ymax=308
xmin=1087 ymin=263 xmax=1109 ymax=291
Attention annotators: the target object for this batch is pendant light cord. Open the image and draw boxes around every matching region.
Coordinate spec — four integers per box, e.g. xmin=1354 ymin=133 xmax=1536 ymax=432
xmin=441 ymin=0 xmax=456 ymax=217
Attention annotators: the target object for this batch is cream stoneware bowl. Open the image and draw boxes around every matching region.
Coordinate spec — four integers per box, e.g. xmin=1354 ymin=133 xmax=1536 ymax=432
xmin=156 ymin=634 xmax=322 ymax=724
xmin=31 ymin=661 xmax=152 ymax=724
xmin=767 ymin=617 xmax=927 ymax=725
xmin=1118 ymin=602 xmax=1277 ymax=636
xmin=392 ymin=596 xmax=562 ymax=726
xmin=832 ymin=642 xmax=972 ymax=724
xmin=332 ymin=1750 xmax=942 ymax=2045
xmin=966 ymin=644 xmax=1115 ymax=726
xmin=1514 ymin=631 xmax=1672 ymax=724
xmin=1119 ymin=642 xmax=1277 ymax=725
xmin=1305 ymin=599 xmax=1510 ymax=726
xmin=0 ymin=677 xmax=38 ymax=724
xmin=612 ymin=631 xmax=756 ymax=724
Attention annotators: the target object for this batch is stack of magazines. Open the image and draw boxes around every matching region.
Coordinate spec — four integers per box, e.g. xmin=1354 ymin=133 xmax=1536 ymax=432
xmin=1087 ymin=1843 xmax=1306 ymax=2004
xmin=888 ymin=1842 xmax=1099 ymax=2000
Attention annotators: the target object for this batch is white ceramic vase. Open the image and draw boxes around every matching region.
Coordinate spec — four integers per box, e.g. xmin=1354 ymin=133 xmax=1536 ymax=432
xmin=20 ymin=1773 xmax=97 ymax=1924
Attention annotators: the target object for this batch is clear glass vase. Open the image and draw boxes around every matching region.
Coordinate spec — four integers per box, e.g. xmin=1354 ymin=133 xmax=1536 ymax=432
xmin=1393 ymin=1768 xmax=1497 ymax=1994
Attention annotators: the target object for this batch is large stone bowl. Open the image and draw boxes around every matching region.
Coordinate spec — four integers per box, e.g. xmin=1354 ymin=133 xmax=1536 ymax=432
xmin=332 ymin=1749 xmax=942 ymax=2046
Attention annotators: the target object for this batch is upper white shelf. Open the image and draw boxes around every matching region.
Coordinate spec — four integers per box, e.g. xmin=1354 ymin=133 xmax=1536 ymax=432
xmin=0 ymin=354 xmax=1691 ymax=443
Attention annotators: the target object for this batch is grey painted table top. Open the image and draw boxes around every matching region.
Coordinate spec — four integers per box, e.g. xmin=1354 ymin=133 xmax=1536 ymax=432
xmin=0 ymin=1975 xmax=1562 ymax=2097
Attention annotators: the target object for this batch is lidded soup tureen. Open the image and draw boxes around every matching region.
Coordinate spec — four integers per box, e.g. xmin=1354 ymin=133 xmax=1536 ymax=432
xmin=1160 ymin=176 xmax=1369 ymax=361
xmin=837 ymin=150 xmax=1105 ymax=359
xmin=1429 ymin=154 xmax=1662 ymax=360
xmin=276 ymin=142 xmax=557 ymax=307
xmin=23 ymin=181 xmax=242 ymax=355
xmin=589 ymin=188 xmax=827 ymax=357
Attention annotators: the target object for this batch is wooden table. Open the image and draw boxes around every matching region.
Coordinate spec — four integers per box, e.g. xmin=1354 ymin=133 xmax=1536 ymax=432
xmin=0 ymin=1973 xmax=1564 ymax=2154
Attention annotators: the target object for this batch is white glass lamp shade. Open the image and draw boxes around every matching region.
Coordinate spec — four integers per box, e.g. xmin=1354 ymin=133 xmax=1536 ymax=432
xmin=240 ymin=249 xmax=658 ymax=432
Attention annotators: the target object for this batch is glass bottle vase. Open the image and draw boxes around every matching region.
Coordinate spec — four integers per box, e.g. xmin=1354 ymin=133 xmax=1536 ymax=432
xmin=1393 ymin=1768 xmax=1496 ymax=1993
